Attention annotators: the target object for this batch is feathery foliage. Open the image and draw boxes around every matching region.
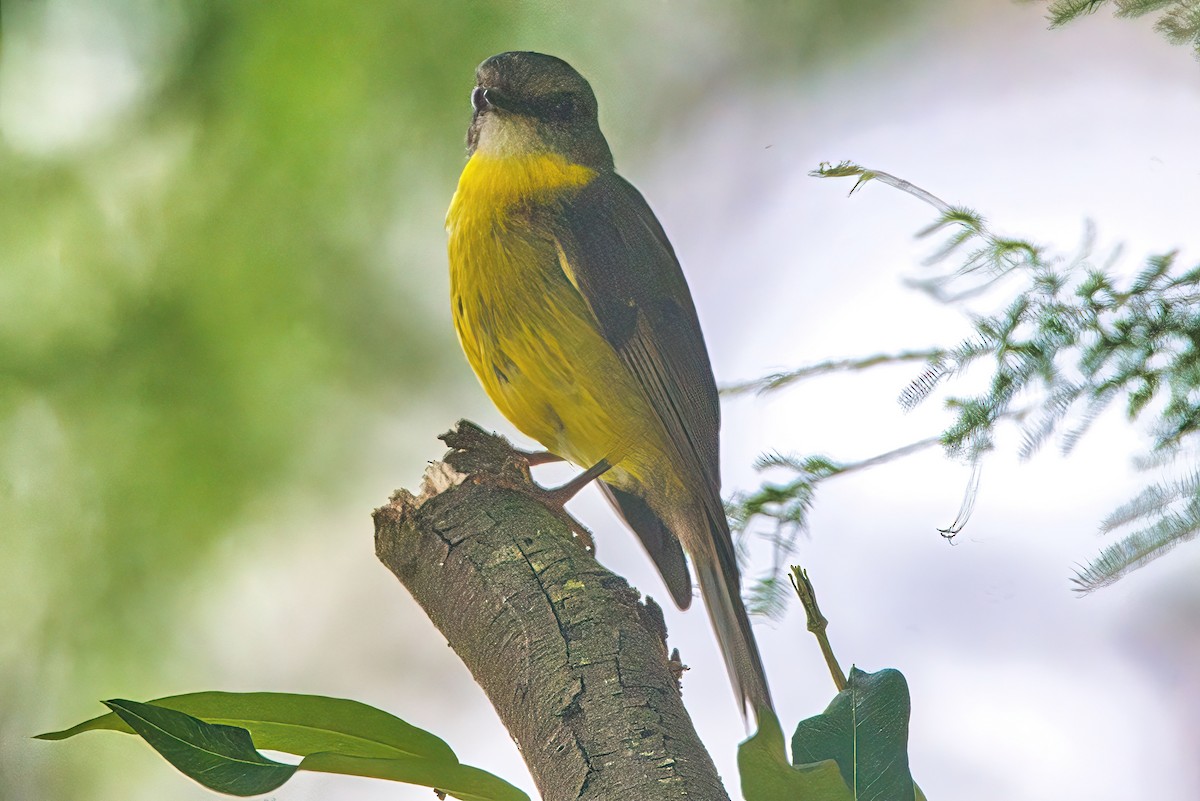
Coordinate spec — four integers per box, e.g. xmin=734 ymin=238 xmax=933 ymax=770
xmin=729 ymin=437 xmax=943 ymax=617
xmin=842 ymin=161 xmax=1200 ymax=592
xmin=1044 ymin=0 xmax=1200 ymax=58
xmin=730 ymin=160 xmax=1200 ymax=606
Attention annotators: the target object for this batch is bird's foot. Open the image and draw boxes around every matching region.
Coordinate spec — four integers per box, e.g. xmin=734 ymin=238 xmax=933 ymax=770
xmin=439 ymin=421 xmax=598 ymax=553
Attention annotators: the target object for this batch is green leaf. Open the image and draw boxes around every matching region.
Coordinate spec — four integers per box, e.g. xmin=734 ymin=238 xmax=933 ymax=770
xmin=791 ymin=667 xmax=915 ymax=801
xmin=37 ymin=690 xmax=454 ymax=761
xmin=739 ymin=707 xmax=854 ymax=801
xmin=302 ymin=752 xmax=529 ymax=801
xmin=39 ymin=692 xmax=530 ymax=801
xmin=103 ymin=699 xmax=297 ymax=797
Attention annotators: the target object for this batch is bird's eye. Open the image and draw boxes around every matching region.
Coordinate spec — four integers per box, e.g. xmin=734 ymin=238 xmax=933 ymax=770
xmin=548 ymin=96 xmax=576 ymax=121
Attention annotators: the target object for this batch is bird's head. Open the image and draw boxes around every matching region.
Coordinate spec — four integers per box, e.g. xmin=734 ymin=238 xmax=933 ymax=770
xmin=467 ymin=51 xmax=614 ymax=171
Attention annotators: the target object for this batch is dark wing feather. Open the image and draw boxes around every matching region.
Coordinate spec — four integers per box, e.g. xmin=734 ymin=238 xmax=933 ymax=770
xmin=598 ymin=483 xmax=693 ymax=609
xmin=555 ymin=171 xmax=737 ymax=590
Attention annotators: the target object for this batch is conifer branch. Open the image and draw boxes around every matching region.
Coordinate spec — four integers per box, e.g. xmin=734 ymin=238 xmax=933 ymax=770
xmin=803 ymin=162 xmax=1200 ymax=593
xmin=1042 ymin=0 xmax=1200 ymax=58
xmin=1047 ymin=0 xmax=1111 ymax=27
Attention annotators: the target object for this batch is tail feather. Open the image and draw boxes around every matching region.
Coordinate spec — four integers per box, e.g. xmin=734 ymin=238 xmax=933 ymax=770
xmin=695 ymin=557 xmax=773 ymax=721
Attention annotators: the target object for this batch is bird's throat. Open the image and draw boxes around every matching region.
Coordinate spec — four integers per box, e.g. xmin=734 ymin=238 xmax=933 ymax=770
xmin=447 ymin=152 xmax=596 ymax=231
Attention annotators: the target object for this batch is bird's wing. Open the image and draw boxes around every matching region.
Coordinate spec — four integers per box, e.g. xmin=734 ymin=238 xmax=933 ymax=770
xmin=554 ymin=171 xmax=736 ymax=587
xmin=556 ymin=172 xmax=773 ymax=716
xmin=597 ymin=482 xmax=693 ymax=610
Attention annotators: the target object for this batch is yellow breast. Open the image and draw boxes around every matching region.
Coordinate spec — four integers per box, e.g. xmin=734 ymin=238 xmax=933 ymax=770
xmin=445 ymin=153 xmax=664 ymax=482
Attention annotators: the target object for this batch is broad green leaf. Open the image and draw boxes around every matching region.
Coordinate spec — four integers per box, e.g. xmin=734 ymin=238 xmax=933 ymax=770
xmin=302 ymin=752 xmax=529 ymax=801
xmin=104 ymin=699 xmax=296 ymax=797
xmin=739 ymin=707 xmax=854 ymax=801
xmin=791 ymin=667 xmax=915 ymax=801
xmin=40 ymin=693 xmax=530 ymax=801
xmin=37 ymin=690 xmax=454 ymax=761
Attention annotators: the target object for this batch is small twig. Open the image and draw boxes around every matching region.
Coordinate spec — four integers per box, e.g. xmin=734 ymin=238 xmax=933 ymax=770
xmin=811 ymin=161 xmax=955 ymax=217
xmin=825 ymin=435 xmax=944 ymax=478
xmin=722 ymin=349 xmax=946 ymax=397
xmin=938 ymin=457 xmax=982 ymax=539
xmin=788 ymin=566 xmax=846 ymax=692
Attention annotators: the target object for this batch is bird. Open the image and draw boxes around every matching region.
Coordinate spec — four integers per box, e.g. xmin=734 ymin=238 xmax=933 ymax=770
xmin=445 ymin=51 xmax=772 ymax=719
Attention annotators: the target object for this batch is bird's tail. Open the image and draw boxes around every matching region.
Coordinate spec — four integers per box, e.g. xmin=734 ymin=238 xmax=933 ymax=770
xmin=695 ymin=541 xmax=774 ymax=722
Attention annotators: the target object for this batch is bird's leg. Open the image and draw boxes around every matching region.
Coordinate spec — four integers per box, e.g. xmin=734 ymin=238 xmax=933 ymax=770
xmin=439 ymin=423 xmax=609 ymax=554
xmin=539 ymin=458 xmax=612 ymax=505
xmin=516 ymin=448 xmax=565 ymax=466
xmin=517 ymin=458 xmax=612 ymax=553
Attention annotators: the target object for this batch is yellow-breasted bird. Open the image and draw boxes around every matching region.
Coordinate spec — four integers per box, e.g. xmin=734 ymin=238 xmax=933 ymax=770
xmin=446 ymin=51 xmax=772 ymax=718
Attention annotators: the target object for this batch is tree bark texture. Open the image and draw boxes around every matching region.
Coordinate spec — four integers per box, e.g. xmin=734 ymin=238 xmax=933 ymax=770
xmin=373 ymin=422 xmax=730 ymax=801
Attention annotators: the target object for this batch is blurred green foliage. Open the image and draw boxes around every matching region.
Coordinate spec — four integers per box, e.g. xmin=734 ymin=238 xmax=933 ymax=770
xmin=0 ymin=1 xmax=927 ymax=798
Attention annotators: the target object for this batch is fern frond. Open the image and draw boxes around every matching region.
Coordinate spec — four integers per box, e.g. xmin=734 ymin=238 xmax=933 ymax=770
xmin=1131 ymin=251 xmax=1176 ymax=292
xmin=899 ymin=363 xmax=948 ymax=410
xmin=1073 ymin=508 xmax=1200 ymax=592
xmin=1115 ymin=0 xmax=1180 ymax=19
xmin=1061 ymin=385 xmax=1120 ymax=454
xmin=1018 ymin=382 xmax=1083 ymax=458
xmin=1100 ymin=481 xmax=1182 ymax=533
xmin=753 ymin=451 xmax=809 ymax=472
xmin=746 ymin=575 xmax=790 ymax=619
xmin=1153 ymin=3 xmax=1200 ymax=46
xmin=1047 ymin=0 xmax=1110 ymax=27
xmin=1048 ymin=0 xmax=1200 ymax=57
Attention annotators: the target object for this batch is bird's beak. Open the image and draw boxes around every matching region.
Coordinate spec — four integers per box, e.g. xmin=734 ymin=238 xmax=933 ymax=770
xmin=472 ymin=86 xmax=525 ymax=116
xmin=471 ymin=86 xmax=493 ymax=113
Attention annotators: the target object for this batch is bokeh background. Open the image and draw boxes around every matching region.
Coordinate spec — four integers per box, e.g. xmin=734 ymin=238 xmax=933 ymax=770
xmin=3 ymin=1 xmax=1198 ymax=799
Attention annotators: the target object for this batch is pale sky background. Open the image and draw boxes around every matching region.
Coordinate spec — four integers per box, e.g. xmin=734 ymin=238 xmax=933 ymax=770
xmin=7 ymin=2 xmax=1200 ymax=800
